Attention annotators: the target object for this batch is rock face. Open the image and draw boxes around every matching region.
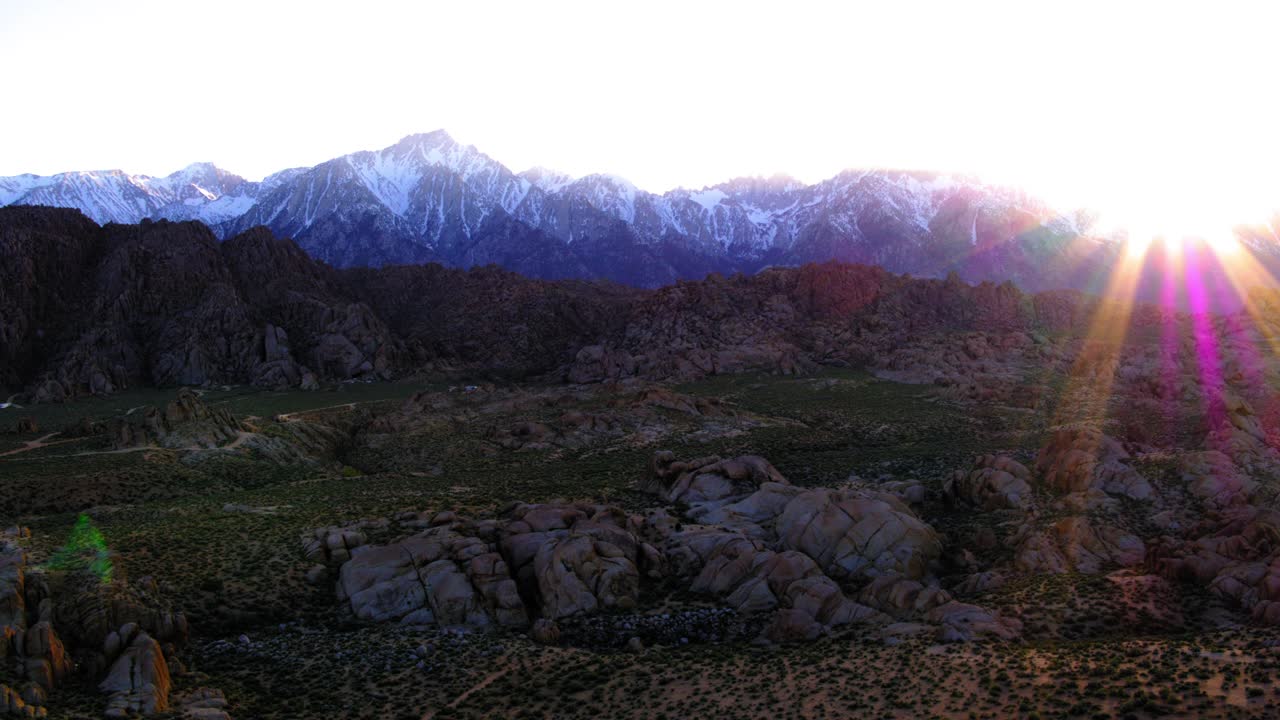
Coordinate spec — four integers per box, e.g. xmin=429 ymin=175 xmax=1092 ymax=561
xmin=0 ymin=530 xmax=72 ymax=700
xmin=1 ymin=682 xmax=48 ymax=718
xmin=0 ymin=210 xmax=405 ymax=400
xmin=661 ymin=524 xmax=885 ymax=643
xmin=1156 ymin=507 xmax=1280 ymax=623
xmin=567 ymin=345 xmax=636 ymax=384
xmin=18 ymin=622 xmax=72 ymax=692
xmin=1180 ymin=451 xmax=1256 ymax=508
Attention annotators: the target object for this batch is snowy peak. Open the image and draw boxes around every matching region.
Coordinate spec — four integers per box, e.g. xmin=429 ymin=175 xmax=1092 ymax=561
xmin=715 ymin=173 xmax=804 ymax=196
xmin=381 ymin=129 xmax=501 ymax=180
xmin=393 ymin=129 xmax=456 ymax=150
xmin=565 ymin=174 xmax=640 ymax=223
xmin=339 ymin=131 xmax=530 ymax=220
xmin=519 ymin=166 xmax=575 ymax=194
xmin=153 ymin=163 xmax=250 ymax=204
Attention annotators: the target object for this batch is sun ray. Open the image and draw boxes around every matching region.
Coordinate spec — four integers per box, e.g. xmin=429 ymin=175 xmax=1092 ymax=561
xmin=1184 ymin=249 xmax=1229 ymax=436
xmin=1204 ymin=239 xmax=1280 ymax=357
xmin=1046 ymin=233 xmax=1152 ymax=435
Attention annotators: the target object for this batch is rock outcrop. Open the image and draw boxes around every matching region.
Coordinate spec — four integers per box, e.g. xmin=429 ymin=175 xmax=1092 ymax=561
xmin=1035 ymin=429 xmax=1152 ymax=500
xmin=108 ymin=388 xmax=241 ymax=450
xmin=321 ymin=452 xmax=1017 ymax=644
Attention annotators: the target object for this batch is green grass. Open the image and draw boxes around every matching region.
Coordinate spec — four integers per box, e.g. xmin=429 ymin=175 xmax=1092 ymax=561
xmin=1 ymin=378 xmax=449 ymax=434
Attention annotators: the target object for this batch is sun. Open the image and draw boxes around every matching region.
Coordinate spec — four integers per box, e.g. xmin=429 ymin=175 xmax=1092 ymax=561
xmin=1206 ymin=235 xmax=1242 ymax=255
xmin=1123 ymin=234 xmax=1152 ymax=258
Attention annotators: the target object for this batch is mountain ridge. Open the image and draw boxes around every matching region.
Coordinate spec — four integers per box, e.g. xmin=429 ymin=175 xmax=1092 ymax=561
xmin=0 ymin=131 xmax=1116 ymax=291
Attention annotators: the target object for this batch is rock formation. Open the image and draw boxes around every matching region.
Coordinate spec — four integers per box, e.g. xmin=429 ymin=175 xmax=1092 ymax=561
xmin=316 ymin=453 xmax=1018 ymax=644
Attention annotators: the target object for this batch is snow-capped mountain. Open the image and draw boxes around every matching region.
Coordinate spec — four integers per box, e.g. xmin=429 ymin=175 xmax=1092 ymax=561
xmin=0 ymin=130 xmax=1106 ymax=289
xmin=0 ymin=163 xmax=262 ymax=227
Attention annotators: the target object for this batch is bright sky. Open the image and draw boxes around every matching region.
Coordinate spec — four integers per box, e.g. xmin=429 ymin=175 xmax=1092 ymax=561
xmin=1 ymin=0 xmax=1278 ymax=239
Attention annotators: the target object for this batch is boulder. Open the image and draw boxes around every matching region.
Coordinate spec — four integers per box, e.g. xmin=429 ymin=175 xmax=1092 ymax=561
xmin=1181 ymin=450 xmax=1256 ymax=508
xmin=647 ymin=452 xmax=789 ymax=505
xmin=775 ymin=488 xmax=941 ymax=581
xmin=945 ymin=455 xmax=1032 ymax=510
xmin=532 ymin=534 xmax=639 ymax=618
xmin=100 ymin=632 xmax=171 ymax=717
xmin=337 ymin=529 xmax=522 ymax=627
xmin=927 ymin=601 xmax=1023 ymax=642
xmin=19 ymin=622 xmax=71 ymax=691
xmin=176 ymin=687 xmax=232 ymax=720
xmin=1014 ymin=516 xmax=1145 ymax=574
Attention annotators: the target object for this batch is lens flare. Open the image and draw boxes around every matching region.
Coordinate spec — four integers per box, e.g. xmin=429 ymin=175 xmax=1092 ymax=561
xmin=47 ymin=513 xmax=113 ymax=583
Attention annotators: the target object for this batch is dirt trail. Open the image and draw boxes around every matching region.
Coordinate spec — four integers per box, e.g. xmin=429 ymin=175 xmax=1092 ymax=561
xmin=277 ymin=403 xmax=358 ymax=421
xmin=2 ymin=431 xmax=256 ymax=461
xmin=420 ymin=652 xmax=511 ymax=720
xmin=0 ymin=432 xmax=73 ymax=457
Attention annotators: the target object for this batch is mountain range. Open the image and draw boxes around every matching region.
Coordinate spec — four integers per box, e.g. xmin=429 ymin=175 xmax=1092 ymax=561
xmin=1 ymin=131 xmax=1128 ymax=291
xmin=6 ymin=130 xmax=1280 ymax=302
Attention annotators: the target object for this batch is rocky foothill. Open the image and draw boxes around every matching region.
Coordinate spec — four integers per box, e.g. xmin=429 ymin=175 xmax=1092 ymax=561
xmin=4 ymin=205 xmax=1241 ymax=411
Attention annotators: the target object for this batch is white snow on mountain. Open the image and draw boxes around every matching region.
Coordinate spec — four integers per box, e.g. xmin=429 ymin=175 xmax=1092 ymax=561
xmin=687 ymin=188 xmax=726 ymax=212
xmin=567 ymin=174 xmax=639 ymax=224
xmin=0 ymin=163 xmax=257 ymax=226
xmin=0 ymin=129 xmax=1096 ymax=278
xmin=519 ymin=167 xmax=575 ymax=194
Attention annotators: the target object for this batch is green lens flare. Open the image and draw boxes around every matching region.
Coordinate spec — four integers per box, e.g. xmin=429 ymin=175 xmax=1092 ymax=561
xmin=47 ymin=513 xmax=113 ymax=583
